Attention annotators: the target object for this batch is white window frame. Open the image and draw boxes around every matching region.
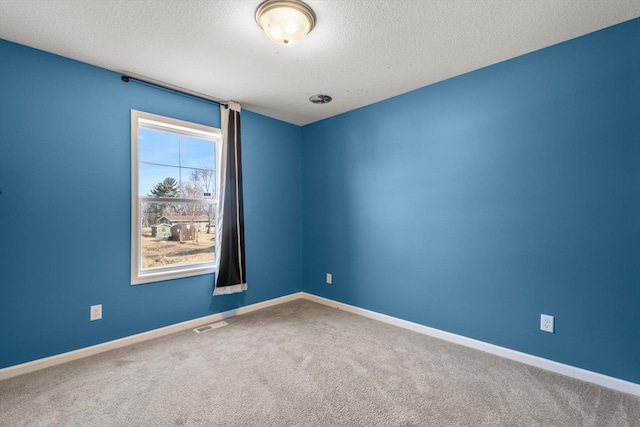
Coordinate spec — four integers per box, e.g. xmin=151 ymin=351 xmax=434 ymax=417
xmin=131 ymin=110 xmax=221 ymax=285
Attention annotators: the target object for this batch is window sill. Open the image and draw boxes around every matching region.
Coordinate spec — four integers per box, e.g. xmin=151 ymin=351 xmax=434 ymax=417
xmin=131 ymin=264 xmax=216 ymax=285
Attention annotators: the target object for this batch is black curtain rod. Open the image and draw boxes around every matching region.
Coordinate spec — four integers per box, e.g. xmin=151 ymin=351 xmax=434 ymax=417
xmin=121 ymin=74 xmax=228 ymax=108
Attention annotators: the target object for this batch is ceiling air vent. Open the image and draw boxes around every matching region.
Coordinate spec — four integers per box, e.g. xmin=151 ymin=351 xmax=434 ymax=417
xmin=309 ymin=94 xmax=332 ymax=104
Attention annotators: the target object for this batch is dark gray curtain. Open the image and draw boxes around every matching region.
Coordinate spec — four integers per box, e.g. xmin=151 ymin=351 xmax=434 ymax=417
xmin=214 ymin=102 xmax=247 ymax=295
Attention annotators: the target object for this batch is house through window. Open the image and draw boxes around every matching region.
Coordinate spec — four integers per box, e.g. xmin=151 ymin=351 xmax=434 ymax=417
xmin=131 ymin=110 xmax=221 ymax=284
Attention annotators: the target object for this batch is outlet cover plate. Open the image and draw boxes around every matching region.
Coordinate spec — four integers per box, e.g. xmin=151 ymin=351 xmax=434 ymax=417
xmin=326 ymin=273 xmax=332 ymax=284
xmin=540 ymin=314 xmax=554 ymax=333
xmin=90 ymin=304 xmax=102 ymax=321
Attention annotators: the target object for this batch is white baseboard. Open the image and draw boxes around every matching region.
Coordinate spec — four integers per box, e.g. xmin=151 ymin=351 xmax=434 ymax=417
xmin=3 ymin=291 xmax=638 ymax=397
xmin=0 ymin=292 xmax=303 ymax=382
xmin=299 ymin=292 xmax=640 ymax=397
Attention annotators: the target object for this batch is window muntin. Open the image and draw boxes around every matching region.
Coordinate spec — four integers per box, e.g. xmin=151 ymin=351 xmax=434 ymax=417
xmin=131 ymin=110 xmax=221 ymax=284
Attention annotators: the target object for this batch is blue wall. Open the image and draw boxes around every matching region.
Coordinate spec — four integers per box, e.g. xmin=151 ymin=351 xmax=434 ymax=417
xmin=0 ymin=40 xmax=302 ymax=369
xmin=302 ymin=18 xmax=640 ymax=384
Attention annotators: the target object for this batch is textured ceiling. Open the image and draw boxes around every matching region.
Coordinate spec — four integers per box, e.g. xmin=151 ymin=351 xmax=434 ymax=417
xmin=1 ymin=0 xmax=640 ymax=125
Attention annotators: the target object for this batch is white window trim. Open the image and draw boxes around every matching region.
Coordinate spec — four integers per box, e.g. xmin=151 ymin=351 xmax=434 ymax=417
xmin=131 ymin=110 xmax=221 ymax=285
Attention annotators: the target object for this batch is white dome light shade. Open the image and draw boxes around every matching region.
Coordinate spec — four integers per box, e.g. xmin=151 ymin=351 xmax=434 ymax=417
xmin=256 ymin=0 xmax=316 ymax=46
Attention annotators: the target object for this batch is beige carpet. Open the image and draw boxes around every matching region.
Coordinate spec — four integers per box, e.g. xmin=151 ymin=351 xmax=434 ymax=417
xmin=1 ymin=299 xmax=638 ymax=426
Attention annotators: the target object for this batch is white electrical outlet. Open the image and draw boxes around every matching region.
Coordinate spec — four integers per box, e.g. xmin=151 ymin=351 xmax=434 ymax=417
xmin=326 ymin=273 xmax=332 ymax=284
xmin=90 ymin=304 xmax=102 ymax=321
xmin=540 ymin=314 xmax=554 ymax=333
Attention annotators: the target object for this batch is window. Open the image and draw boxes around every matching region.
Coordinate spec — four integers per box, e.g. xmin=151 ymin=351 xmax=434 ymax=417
xmin=131 ymin=110 xmax=220 ymax=284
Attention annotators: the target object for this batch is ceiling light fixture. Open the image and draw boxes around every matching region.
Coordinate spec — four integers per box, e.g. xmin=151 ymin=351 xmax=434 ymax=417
xmin=256 ymin=0 xmax=316 ymax=46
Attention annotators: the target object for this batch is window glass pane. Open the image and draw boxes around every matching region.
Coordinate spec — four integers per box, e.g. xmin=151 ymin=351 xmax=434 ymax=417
xmin=181 ymin=167 xmax=216 ymax=199
xmin=181 ymin=136 xmax=215 ymax=169
xmin=139 ymin=164 xmax=180 ymax=197
xmin=139 ymin=127 xmax=180 ymax=166
xmin=141 ymin=201 xmax=215 ymax=270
